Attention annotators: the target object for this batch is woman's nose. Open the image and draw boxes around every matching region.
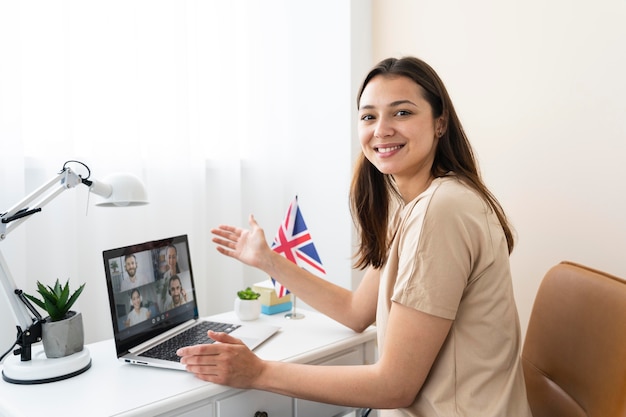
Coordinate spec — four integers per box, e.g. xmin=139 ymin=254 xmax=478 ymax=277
xmin=374 ymin=118 xmax=394 ymax=138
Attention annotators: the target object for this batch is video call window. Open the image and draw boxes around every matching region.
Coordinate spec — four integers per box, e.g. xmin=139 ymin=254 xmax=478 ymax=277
xmin=107 ymin=241 xmax=194 ymax=330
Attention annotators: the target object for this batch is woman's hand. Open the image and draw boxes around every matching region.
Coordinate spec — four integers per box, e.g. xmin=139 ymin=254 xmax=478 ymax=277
xmin=177 ymin=331 xmax=265 ymax=387
xmin=211 ymin=214 xmax=273 ymax=271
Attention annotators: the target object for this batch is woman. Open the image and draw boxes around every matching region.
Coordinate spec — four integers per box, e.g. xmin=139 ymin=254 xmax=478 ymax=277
xmin=177 ymin=57 xmax=531 ymax=416
xmin=125 ymin=288 xmax=151 ymax=328
xmin=162 ymin=244 xmax=181 ymax=280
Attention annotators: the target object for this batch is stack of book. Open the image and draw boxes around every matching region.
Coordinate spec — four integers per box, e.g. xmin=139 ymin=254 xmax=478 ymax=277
xmin=252 ymin=280 xmax=293 ymax=315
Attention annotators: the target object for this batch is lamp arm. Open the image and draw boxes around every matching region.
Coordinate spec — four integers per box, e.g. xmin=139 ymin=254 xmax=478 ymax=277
xmin=0 ymin=167 xmax=85 ymax=361
xmin=1 ymin=168 xmax=83 ymax=241
xmin=0 ymin=250 xmax=34 ymax=339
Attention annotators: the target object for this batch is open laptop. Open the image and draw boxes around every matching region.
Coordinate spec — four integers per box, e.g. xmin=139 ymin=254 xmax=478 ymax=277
xmin=102 ymin=234 xmax=280 ymax=371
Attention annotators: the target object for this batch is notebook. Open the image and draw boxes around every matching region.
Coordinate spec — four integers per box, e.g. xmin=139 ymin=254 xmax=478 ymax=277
xmin=102 ymin=234 xmax=280 ymax=371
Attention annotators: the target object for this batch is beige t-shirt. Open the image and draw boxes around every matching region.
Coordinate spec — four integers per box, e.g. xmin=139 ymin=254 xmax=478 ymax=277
xmin=376 ymin=176 xmax=532 ymax=417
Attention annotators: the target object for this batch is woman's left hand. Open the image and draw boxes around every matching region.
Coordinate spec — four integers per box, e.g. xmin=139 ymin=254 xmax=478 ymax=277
xmin=176 ymin=331 xmax=265 ymax=387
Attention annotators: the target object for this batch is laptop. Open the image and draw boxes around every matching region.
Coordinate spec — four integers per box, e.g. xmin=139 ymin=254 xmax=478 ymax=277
xmin=102 ymin=234 xmax=280 ymax=371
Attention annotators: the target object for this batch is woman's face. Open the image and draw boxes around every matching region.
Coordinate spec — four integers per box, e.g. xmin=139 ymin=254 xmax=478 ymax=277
xmin=131 ymin=291 xmax=141 ymax=309
xmin=358 ymin=75 xmax=441 ymax=194
xmin=167 ymin=247 xmax=177 ymax=271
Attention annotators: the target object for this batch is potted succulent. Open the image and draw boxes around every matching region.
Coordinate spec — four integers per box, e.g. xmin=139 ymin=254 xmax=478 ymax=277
xmin=24 ymin=278 xmax=86 ymax=358
xmin=234 ymin=287 xmax=261 ymax=321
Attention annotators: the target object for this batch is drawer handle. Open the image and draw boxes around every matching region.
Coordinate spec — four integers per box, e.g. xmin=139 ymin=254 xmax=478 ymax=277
xmin=254 ymin=412 xmax=268 ymax=417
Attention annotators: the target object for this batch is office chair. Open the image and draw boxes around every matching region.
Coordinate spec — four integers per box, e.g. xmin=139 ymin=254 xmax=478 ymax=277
xmin=522 ymin=261 xmax=626 ymax=417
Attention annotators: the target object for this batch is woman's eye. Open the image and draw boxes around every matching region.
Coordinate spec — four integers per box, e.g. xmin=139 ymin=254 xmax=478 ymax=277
xmin=395 ymin=110 xmax=411 ymax=117
xmin=360 ymin=114 xmax=374 ymax=121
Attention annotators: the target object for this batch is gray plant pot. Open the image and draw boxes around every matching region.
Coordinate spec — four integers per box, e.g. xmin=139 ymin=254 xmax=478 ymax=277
xmin=42 ymin=311 xmax=85 ymax=358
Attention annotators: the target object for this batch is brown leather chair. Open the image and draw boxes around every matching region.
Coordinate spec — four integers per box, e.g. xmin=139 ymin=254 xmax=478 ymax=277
xmin=522 ymin=261 xmax=626 ymax=417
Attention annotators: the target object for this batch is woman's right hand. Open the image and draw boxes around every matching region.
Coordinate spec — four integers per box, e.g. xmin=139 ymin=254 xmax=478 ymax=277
xmin=211 ymin=214 xmax=273 ymax=271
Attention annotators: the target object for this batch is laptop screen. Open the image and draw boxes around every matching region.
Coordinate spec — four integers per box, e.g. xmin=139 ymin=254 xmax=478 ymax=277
xmin=102 ymin=234 xmax=198 ymax=355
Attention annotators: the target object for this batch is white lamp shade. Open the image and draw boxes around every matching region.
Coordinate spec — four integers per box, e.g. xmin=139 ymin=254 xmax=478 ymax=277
xmin=91 ymin=173 xmax=148 ymax=207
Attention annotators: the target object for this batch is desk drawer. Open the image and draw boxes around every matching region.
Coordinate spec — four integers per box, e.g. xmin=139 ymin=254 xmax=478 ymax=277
xmin=216 ymin=389 xmax=291 ymax=417
xmin=156 ymin=400 xmax=214 ymax=417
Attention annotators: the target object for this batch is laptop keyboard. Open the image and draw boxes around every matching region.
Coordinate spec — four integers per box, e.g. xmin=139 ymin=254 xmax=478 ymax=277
xmin=140 ymin=321 xmax=241 ymax=363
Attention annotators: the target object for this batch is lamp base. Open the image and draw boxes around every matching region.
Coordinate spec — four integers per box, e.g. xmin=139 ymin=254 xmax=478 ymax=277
xmin=2 ymin=345 xmax=91 ymax=384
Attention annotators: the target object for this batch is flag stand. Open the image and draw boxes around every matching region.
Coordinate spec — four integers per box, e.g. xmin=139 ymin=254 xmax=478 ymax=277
xmin=285 ymin=295 xmax=305 ymax=320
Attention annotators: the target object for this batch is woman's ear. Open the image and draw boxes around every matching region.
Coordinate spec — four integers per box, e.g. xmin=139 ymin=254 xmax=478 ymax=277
xmin=435 ymin=113 xmax=448 ymax=138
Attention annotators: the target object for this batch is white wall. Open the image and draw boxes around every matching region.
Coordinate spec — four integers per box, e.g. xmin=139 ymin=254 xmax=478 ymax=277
xmin=372 ymin=0 xmax=626 ymax=335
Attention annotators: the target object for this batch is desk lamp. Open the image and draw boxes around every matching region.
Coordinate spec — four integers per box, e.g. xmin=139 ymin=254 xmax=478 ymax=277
xmin=0 ymin=160 xmax=148 ymax=384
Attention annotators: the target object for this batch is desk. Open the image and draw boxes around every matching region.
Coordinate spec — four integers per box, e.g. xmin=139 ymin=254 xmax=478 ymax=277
xmin=0 ymin=309 xmax=376 ymax=417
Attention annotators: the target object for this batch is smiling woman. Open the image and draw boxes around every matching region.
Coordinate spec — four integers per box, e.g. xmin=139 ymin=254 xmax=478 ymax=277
xmin=173 ymin=56 xmax=532 ymax=417
xmin=0 ymin=0 xmax=367 ymax=350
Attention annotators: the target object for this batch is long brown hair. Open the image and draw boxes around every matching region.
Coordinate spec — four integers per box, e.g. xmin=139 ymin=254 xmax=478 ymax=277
xmin=350 ymin=57 xmax=515 ymax=269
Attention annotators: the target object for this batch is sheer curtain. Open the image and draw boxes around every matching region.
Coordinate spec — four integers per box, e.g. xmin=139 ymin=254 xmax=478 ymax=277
xmin=0 ymin=0 xmax=370 ymax=347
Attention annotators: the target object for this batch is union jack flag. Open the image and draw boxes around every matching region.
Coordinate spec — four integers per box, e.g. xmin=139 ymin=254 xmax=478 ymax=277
xmin=271 ymin=196 xmax=325 ymax=297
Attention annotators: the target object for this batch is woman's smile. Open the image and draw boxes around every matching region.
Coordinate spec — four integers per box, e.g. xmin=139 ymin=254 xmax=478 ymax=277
xmin=375 ymin=144 xmax=405 ymax=155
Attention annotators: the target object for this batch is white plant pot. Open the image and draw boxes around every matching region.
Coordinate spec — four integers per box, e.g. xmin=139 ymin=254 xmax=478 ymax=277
xmin=234 ymin=298 xmax=261 ymax=321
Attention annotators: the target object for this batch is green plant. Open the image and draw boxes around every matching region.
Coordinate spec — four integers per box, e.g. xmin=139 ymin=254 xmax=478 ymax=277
xmin=237 ymin=287 xmax=260 ymax=300
xmin=24 ymin=279 xmax=86 ymax=322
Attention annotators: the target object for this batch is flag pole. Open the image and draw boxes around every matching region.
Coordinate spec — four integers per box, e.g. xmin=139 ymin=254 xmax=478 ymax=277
xmin=285 ymin=294 xmax=305 ymax=320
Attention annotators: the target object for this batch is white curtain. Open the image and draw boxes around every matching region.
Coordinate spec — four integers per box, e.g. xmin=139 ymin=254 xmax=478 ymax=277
xmin=0 ymin=0 xmax=368 ymax=347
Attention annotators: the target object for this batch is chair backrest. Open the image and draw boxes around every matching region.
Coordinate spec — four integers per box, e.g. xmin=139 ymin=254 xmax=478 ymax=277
xmin=522 ymin=261 xmax=626 ymax=417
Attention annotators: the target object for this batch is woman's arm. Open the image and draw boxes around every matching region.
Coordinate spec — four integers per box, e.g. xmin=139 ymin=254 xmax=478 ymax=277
xmin=211 ymin=214 xmax=378 ymax=332
xmin=178 ymin=301 xmax=452 ymax=409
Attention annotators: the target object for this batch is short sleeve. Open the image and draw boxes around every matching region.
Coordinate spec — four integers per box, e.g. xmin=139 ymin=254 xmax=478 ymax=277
xmin=392 ymin=181 xmax=489 ymax=320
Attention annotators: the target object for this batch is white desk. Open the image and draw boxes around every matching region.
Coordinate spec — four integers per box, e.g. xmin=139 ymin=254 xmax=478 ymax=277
xmin=0 ymin=309 xmax=376 ymax=417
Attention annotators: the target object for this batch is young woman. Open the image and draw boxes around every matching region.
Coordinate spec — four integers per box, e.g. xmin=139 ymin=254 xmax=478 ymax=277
xmin=125 ymin=288 xmax=151 ymax=328
xmin=177 ymin=56 xmax=532 ymax=416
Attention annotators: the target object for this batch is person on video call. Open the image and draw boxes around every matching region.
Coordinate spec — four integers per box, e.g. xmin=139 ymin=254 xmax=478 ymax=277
xmin=119 ymin=253 xmax=152 ymax=292
xmin=177 ymin=56 xmax=531 ymax=416
xmin=164 ymin=274 xmax=187 ymax=309
xmin=162 ymin=244 xmax=181 ymax=280
xmin=125 ymin=288 xmax=151 ymax=328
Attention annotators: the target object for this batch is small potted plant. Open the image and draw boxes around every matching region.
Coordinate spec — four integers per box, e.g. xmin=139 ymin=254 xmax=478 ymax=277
xmin=24 ymin=278 xmax=86 ymax=358
xmin=234 ymin=287 xmax=261 ymax=321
